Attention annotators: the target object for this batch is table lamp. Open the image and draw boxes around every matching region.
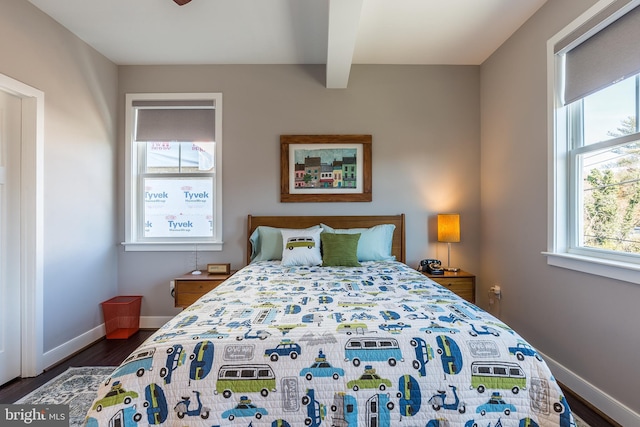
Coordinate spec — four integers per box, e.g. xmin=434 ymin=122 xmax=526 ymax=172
xmin=437 ymin=213 xmax=460 ymax=272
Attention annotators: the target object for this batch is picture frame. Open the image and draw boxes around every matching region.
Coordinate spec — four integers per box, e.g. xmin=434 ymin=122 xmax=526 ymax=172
xmin=280 ymin=135 xmax=372 ymax=202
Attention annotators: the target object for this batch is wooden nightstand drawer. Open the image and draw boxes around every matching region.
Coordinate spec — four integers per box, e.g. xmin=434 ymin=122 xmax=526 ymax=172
xmin=174 ymin=271 xmax=236 ymax=308
xmin=422 ymin=270 xmax=476 ymax=303
xmin=437 ymin=276 xmax=472 ymax=289
xmin=436 ymin=278 xmax=474 ymax=302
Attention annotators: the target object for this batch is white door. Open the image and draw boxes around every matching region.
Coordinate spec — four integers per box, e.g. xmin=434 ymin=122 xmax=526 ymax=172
xmin=0 ymin=90 xmax=22 ymax=385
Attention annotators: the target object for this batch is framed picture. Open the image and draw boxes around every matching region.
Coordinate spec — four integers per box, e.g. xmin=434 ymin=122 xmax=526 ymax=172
xmin=280 ymin=135 xmax=372 ymax=202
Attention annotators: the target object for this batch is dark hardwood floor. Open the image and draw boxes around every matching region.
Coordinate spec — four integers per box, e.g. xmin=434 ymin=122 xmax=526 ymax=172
xmin=559 ymin=382 xmax=620 ymax=427
xmin=0 ymin=330 xmax=153 ymax=404
xmin=0 ymin=330 xmax=620 ymax=426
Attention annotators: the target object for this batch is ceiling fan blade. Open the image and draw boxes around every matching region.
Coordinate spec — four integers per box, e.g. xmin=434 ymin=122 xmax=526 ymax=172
xmin=173 ymin=0 xmax=192 ymax=5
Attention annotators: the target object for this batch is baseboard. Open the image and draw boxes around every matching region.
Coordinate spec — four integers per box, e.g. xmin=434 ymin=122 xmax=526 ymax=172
xmin=540 ymin=350 xmax=640 ymax=426
xmin=42 ymin=316 xmax=171 ymax=370
xmin=42 ymin=324 xmax=105 ymax=369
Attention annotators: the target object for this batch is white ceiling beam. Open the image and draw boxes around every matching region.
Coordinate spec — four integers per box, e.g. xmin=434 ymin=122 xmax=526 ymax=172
xmin=326 ymin=0 xmax=364 ymax=89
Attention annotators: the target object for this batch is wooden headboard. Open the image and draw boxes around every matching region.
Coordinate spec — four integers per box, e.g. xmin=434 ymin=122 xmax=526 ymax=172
xmin=247 ymin=214 xmax=405 ymax=265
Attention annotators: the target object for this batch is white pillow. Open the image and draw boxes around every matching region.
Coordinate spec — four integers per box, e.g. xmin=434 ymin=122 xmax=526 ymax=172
xmin=320 ymin=223 xmax=396 ymax=262
xmin=280 ymin=228 xmax=322 ymax=267
xmin=249 ymin=225 xmax=320 ymax=262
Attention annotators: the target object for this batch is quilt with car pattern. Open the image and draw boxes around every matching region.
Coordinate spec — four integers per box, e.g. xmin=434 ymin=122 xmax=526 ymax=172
xmin=84 ymin=260 xmax=574 ymax=427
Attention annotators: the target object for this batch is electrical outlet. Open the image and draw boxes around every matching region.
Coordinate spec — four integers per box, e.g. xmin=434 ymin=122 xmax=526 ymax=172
xmin=490 ymin=285 xmax=502 ymax=300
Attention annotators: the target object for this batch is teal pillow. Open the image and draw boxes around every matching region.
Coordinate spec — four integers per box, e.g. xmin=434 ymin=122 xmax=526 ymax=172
xmin=320 ymin=223 xmax=395 ymax=262
xmin=249 ymin=225 xmax=320 ymax=262
xmin=321 ymin=232 xmax=361 ymax=267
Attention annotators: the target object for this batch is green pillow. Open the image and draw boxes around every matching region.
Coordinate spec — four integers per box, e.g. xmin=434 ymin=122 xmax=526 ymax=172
xmin=321 ymin=232 xmax=361 ymax=267
xmin=320 ymin=223 xmax=396 ymax=262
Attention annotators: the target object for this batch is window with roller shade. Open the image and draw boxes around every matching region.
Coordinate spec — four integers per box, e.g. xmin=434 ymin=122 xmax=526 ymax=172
xmin=548 ymin=0 xmax=640 ymax=283
xmin=123 ymin=93 xmax=223 ymax=251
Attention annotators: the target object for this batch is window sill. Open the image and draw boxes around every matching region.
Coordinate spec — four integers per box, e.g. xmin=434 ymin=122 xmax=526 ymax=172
xmin=542 ymin=252 xmax=640 ymax=285
xmin=121 ymin=242 xmax=223 ymax=252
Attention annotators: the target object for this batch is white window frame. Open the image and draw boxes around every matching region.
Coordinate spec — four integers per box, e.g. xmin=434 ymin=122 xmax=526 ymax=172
xmin=122 ymin=93 xmax=223 ymax=251
xmin=545 ymin=0 xmax=640 ymax=284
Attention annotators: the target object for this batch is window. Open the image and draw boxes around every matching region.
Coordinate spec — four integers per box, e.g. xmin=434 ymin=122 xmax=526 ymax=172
xmin=547 ymin=1 xmax=640 ymax=283
xmin=571 ymin=77 xmax=640 ymax=255
xmin=123 ymin=93 xmax=223 ymax=251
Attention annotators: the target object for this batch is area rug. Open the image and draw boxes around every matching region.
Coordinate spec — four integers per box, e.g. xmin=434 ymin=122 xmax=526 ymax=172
xmin=15 ymin=366 xmax=115 ymax=427
xmin=15 ymin=366 xmax=592 ymax=427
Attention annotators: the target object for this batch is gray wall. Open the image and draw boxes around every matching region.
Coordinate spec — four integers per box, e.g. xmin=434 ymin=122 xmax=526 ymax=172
xmin=480 ymin=0 xmax=639 ymax=417
xmin=0 ymin=0 xmax=119 ymax=352
xmin=117 ymin=64 xmax=482 ymax=317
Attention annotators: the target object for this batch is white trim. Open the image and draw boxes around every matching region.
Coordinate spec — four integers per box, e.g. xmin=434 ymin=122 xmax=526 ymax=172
xmin=543 ymin=252 xmax=640 ymax=284
xmin=121 ymin=242 xmax=223 ymax=252
xmin=0 ymin=74 xmax=44 ymax=378
xmin=42 ymin=324 xmax=104 ymax=369
xmin=42 ymin=316 xmax=171 ymax=369
xmin=540 ymin=349 xmax=640 ymax=426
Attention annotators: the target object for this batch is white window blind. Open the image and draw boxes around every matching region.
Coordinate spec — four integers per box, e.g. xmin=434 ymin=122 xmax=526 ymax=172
xmin=558 ymin=1 xmax=640 ymax=104
xmin=134 ymin=100 xmax=215 ymax=142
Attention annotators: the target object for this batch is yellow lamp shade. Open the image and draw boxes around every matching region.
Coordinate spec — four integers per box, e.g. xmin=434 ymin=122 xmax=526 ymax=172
xmin=437 ymin=214 xmax=460 ymax=243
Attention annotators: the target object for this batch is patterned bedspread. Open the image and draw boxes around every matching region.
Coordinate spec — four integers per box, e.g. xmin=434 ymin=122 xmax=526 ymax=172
xmin=85 ymin=261 xmax=574 ymax=427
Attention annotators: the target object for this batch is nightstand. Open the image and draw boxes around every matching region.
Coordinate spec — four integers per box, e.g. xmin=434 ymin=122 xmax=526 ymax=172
xmin=422 ymin=270 xmax=476 ymax=303
xmin=174 ymin=270 xmax=236 ymax=308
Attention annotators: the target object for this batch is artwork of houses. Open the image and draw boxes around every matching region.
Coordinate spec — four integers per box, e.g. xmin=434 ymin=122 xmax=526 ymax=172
xmin=294 ymin=150 xmax=357 ymax=189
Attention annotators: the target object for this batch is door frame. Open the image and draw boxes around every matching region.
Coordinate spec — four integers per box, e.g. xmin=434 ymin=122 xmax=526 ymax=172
xmin=0 ymin=73 xmax=44 ymax=377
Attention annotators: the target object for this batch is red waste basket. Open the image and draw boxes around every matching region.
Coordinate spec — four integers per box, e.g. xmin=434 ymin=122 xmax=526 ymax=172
xmin=101 ymin=296 xmax=142 ymax=339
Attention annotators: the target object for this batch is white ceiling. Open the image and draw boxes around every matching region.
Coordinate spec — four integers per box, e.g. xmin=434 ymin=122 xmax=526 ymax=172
xmin=27 ymin=0 xmax=548 ymax=88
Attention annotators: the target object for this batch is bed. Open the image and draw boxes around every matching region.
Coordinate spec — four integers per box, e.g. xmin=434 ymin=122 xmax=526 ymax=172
xmin=85 ymin=214 xmax=574 ymax=427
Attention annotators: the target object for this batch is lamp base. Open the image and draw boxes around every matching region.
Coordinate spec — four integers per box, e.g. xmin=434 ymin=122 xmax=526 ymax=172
xmin=443 ymin=242 xmax=460 ymax=273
